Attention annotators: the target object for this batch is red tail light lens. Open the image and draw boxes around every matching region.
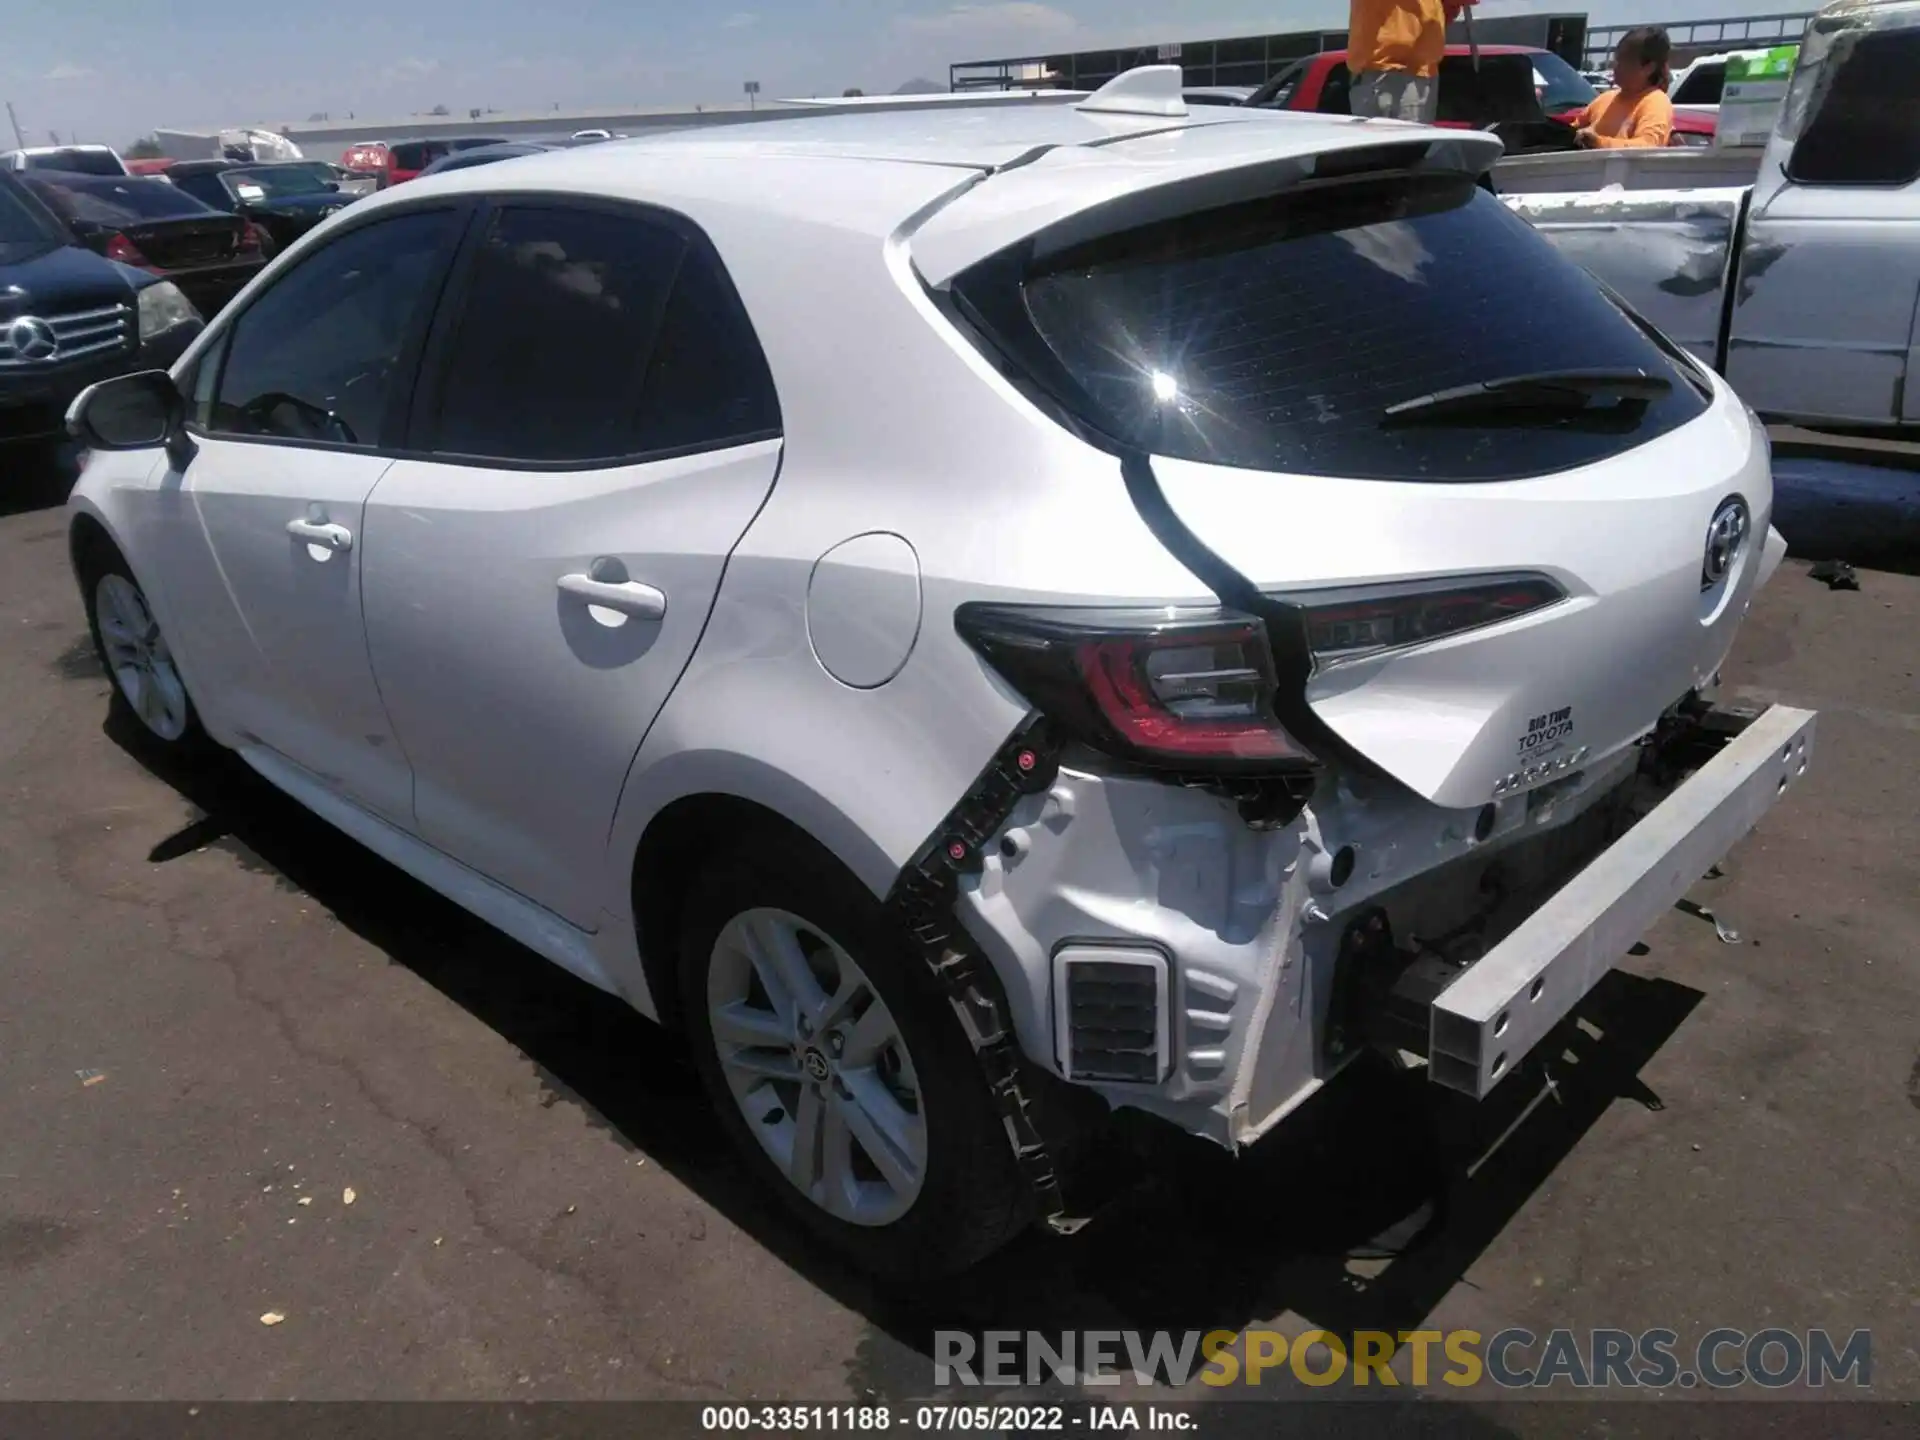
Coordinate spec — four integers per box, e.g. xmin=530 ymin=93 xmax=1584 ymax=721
xmin=104 ymin=232 xmax=154 ymax=268
xmin=956 ymin=604 xmax=1314 ymax=772
xmin=1289 ymin=574 xmax=1566 ymax=666
xmin=238 ymin=221 xmax=270 ymax=253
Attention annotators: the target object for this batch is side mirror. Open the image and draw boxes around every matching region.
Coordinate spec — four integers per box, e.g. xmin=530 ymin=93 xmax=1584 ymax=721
xmin=67 ymin=370 xmax=186 ymax=452
xmin=325 ymin=180 xmax=340 ymax=191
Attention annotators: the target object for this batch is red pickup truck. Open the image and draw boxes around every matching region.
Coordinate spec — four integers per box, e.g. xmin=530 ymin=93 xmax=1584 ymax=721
xmin=1245 ymin=44 xmax=1716 ymax=147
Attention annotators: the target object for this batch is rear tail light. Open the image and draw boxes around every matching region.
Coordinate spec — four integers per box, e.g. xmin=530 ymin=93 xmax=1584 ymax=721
xmin=238 ymin=221 xmax=268 ymax=253
xmin=956 ymin=603 xmax=1315 ymax=773
xmin=1286 ymin=574 xmax=1566 ymax=666
xmin=104 ymin=232 xmax=154 ymax=269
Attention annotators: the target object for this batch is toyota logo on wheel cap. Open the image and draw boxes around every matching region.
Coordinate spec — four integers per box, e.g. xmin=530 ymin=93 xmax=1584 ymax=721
xmin=6 ymin=316 xmax=57 ymax=362
xmin=1702 ymin=496 xmax=1750 ymax=591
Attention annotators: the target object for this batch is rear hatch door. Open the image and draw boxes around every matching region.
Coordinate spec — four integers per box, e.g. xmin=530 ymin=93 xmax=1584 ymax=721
xmin=933 ymin=138 xmax=1770 ymax=808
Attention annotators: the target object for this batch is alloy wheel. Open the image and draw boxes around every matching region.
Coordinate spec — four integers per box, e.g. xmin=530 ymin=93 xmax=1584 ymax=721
xmin=707 ymin=907 xmax=928 ymax=1226
xmin=95 ymin=573 xmax=190 ymax=742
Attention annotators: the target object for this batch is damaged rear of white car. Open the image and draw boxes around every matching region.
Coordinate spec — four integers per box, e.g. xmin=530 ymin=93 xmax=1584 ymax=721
xmin=756 ymin=96 xmax=1818 ymax=1270
xmin=65 ymin=82 xmax=1814 ymax=1282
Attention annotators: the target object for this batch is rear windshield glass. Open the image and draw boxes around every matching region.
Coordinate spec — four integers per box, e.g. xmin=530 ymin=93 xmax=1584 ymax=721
xmin=1528 ymin=51 xmax=1598 ymax=111
xmin=954 ymin=173 xmax=1710 ymax=483
xmin=225 ymin=165 xmax=330 ymax=198
xmin=25 ymin=175 xmax=217 ymax=225
xmin=24 ymin=148 xmax=124 ymax=176
xmin=388 ymin=142 xmax=447 ymax=169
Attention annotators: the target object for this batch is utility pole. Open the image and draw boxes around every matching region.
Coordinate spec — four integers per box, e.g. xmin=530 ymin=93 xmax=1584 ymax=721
xmin=5 ymin=101 xmax=24 ymax=148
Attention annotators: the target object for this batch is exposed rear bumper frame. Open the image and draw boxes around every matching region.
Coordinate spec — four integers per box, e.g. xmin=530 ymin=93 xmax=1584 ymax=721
xmin=1425 ymin=702 xmax=1816 ymax=1097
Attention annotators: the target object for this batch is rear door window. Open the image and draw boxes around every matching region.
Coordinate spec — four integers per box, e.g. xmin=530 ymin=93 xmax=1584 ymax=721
xmin=1247 ymin=58 xmax=1309 ymax=109
xmin=418 ymin=203 xmax=779 ymax=465
xmin=1786 ymin=29 xmax=1920 ymax=186
xmin=1317 ymin=64 xmax=1352 ymax=114
xmin=1672 ymin=61 xmax=1725 ymax=105
xmin=953 ymin=173 xmax=1710 ymax=483
xmin=1435 ymin=54 xmax=1546 ymax=124
xmin=388 ymin=142 xmax=441 ymax=171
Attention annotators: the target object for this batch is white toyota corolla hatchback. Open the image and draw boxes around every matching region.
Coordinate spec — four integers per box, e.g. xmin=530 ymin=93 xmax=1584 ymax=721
xmin=65 ymin=71 xmax=1814 ymax=1276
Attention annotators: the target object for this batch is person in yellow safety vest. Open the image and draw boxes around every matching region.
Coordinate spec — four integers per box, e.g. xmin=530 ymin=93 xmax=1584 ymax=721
xmin=1347 ymin=0 xmax=1470 ymax=124
xmin=1573 ymin=27 xmax=1677 ymax=148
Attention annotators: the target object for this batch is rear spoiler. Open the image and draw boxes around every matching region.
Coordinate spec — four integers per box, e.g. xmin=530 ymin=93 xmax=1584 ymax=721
xmin=908 ymin=123 xmax=1504 ymax=287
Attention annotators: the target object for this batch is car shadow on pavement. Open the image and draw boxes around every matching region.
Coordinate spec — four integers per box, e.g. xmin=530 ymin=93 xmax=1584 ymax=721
xmin=846 ymin=972 xmax=1700 ymax=1396
xmin=108 ymin=710 xmax=1703 ymax=1400
xmin=0 ymin=443 xmax=80 ymax=520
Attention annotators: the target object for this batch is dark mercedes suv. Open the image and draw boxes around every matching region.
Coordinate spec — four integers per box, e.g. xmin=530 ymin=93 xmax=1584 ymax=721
xmin=0 ymin=171 xmax=203 ymax=448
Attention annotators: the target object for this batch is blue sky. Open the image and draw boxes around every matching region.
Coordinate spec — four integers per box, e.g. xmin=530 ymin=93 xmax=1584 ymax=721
xmin=4 ymin=0 xmax=1782 ymax=146
xmin=2 ymin=0 xmax=1319 ymax=144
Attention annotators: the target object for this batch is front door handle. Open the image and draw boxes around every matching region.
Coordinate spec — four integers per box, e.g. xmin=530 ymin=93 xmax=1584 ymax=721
xmin=287 ymin=518 xmax=353 ymax=552
xmin=557 ymin=573 xmax=667 ymax=621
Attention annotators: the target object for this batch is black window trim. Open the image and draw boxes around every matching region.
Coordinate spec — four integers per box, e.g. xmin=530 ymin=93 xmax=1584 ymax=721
xmin=185 ymin=196 xmax=478 ymax=458
xmin=399 ymin=190 xmax=783 ymax=474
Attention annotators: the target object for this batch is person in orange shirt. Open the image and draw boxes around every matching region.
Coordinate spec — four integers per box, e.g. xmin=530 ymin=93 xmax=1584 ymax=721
xmin=1574 ymin=26 xmax=1677 ymax=148
xmin=1347 ymin=0 xmax=1468 ymax=123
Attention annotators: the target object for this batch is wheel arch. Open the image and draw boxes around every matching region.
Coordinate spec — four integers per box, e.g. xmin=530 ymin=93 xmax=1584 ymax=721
xmin=622 ymin=763 xmax=900 ymax=1031
xmin=66 ymin=498 xmax=124 ymax=590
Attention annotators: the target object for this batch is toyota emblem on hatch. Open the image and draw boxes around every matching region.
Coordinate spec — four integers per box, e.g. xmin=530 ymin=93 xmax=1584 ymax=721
xmin=1702 ymin=496 xmax=1750 ymax=590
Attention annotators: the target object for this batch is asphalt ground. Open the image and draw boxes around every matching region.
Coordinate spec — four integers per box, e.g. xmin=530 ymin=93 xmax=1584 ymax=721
xmin=1 ymin=439 xmax=1917 ymax=1429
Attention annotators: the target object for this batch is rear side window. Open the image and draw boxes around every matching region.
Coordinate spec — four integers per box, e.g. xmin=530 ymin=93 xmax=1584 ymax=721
xmin=388 ymin=142 xmax=441 ymax=171
xmin=1247 ymin=59 xmax=1308 ymax=108
xmin=1672 ymin=62 xmax=1725 ymax=105
xmin=632 ymin=240 xmax=782 ymax=452
xmin=423 ymin=204 xmax=779 ymax=464
xmin=172 ymin=173 xmax=233 ymax=210
xmin=1436 ymin=54 xmax=1553 ymax=123
xmin=953 ymin=174 xmax=1710 ymax=483
xmin=26 ymin=148 xmax=123 ymax=177
xmin=1317 ymin=64 xmax=1352 ymax=114
xmin=24 ymin=176 xmax=214 ymax=226
xmin=1786 ymin=30 xmax=1920 ymax=186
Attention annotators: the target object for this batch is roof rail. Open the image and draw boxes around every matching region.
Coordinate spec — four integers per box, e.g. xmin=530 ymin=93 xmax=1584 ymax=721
xmin=1074 ymin=65 xmax=1190 ymax=118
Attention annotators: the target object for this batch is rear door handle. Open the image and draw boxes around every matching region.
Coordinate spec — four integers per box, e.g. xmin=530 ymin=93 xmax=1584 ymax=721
xmin=287 ymin=518 xmax=353 ymax=552
xmin=557 ymin=573 xmax=667 ymax=621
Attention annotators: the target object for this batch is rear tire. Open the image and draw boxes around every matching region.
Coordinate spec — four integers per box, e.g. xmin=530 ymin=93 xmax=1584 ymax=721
xmin=678 ymin=831 xmax=1029 ymax=1278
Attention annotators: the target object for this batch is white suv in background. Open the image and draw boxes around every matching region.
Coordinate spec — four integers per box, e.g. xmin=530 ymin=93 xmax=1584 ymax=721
xmin=65 ymin=69 xmax=1813 ymax=1276
xmin=2 ymin=144 xmax=130 ymax=177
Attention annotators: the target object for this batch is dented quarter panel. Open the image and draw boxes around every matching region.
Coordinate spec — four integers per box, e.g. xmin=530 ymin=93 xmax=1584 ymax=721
xmin=1506 ymin=188 xmax=1745 ymax=364
xmin=1727 ymin=197 xmax=1920 ymax=426
xmin=1502 ymin=0 xmax=1920 ymax=430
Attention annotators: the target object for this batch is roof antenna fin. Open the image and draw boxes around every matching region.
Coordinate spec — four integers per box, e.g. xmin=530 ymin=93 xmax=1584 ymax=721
xmin=1074 ymin=64 xmax=1190 ymax=118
